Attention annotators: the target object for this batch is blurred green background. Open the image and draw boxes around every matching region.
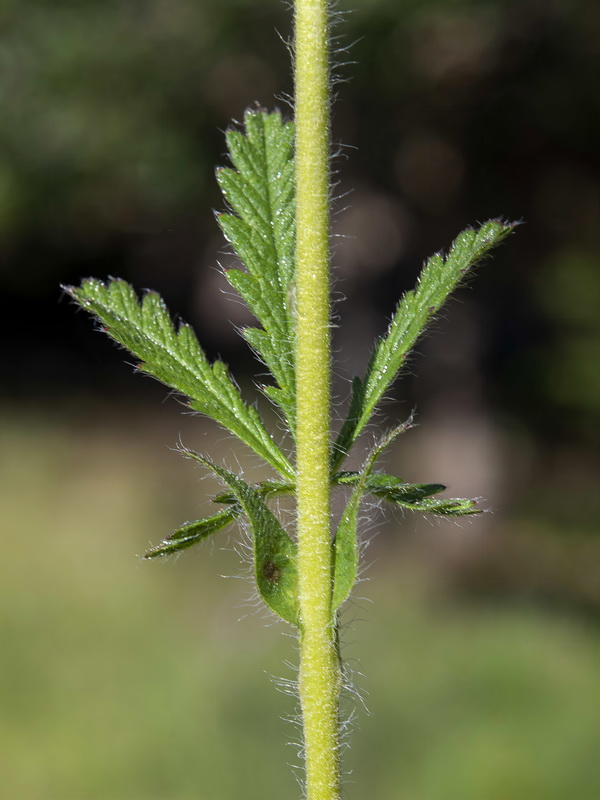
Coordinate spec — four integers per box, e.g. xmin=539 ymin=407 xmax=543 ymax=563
xmin=1 ymin=0 xmax=599 ymax=798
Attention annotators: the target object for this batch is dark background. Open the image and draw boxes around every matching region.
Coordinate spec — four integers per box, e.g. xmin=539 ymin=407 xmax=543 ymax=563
xmin=1 ymin=1 xmax=599 ymax=797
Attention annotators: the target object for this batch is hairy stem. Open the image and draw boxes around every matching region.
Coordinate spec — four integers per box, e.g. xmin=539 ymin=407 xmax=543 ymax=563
xmin=294 ymin=0 xmax=341 ymax=798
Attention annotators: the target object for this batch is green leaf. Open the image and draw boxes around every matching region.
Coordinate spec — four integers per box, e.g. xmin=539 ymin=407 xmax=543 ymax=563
xmin=65 ymin=278 xmax=294 ymax=480
xmin=216 ymin=109 xmax=296 ymax=430
xmin=212 ymin=479 xmax=294 ymax=506
xmin=182 ymin=449 xmax=300 ymax=628
xmin=332 ymin=423 xmax=411 ymax=612
xmin=144 ymin=507 xmax=241 ymax=559
xmin=336 ymin=220 xmax=516 ymax=455
xmin=336 ymin=472 xmax=481 ymax=516
xmin=367 ymin=480 xmax=445 ymax=503
xmin=382 ymin=493 xmax=482 ymax=516
xmin=364 ymin=474 xmax=481 ymax=515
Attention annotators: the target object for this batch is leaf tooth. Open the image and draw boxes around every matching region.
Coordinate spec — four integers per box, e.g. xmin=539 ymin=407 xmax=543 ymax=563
xmin=242 ymin=327 xmax=295 ymax=402
xmin=176 ymin=323 xmax=210 ymax=374
xmin=225 ymin=129 xmax=264 ymax=185
xmin=141 ymin=291 xmax=177 ymax=350
xmin=225 ymin=269 xmax=287 ymax=340
xmin=108 ymin=279 xmax=142 ymax=324
xmin=218 ymin=214 xmax=279 ymax=287
xmin=217 ymin=168 xmax=272 ymax=229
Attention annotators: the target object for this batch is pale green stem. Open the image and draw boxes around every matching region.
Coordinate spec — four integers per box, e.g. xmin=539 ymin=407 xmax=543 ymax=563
xmin=294 ymin=1 xmax=341 ymax=799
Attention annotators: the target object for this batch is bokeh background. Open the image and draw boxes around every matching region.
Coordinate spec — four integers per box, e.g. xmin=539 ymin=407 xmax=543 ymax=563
xmin=1 ymin=0 xmax=599 ymax=798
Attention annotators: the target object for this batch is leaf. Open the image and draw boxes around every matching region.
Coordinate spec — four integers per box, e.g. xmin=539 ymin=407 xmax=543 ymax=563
xmin=144 ymin=507 xmax=241 ymax=559
xmin=331 ymin=423 xmax=411 ymax=612
xmin=365 ymin=475 xmax=482 ymax=515
xmin=213 ymin=479 xmax=294 ymax=506
xmin=216 ymin=109 xmax=296 ymax=430
xmin=336 ymin=220 xmax=516 ymax=456
xmin=382 ymin=493 xmax=482 ymax=516
xmin=65 ymin=278 xmax=294 ymax=480
xmin=367 ymin=479 xmax=445 ymax=503
xmin=336 ymin=472 xmax=482 ymax=516
xmin=183 ymin=449 xmax=300 ymax=628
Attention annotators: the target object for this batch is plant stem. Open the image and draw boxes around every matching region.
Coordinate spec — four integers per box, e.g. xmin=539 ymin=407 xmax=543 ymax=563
xmin=294 ymin=1 xmax=341 ymax=798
